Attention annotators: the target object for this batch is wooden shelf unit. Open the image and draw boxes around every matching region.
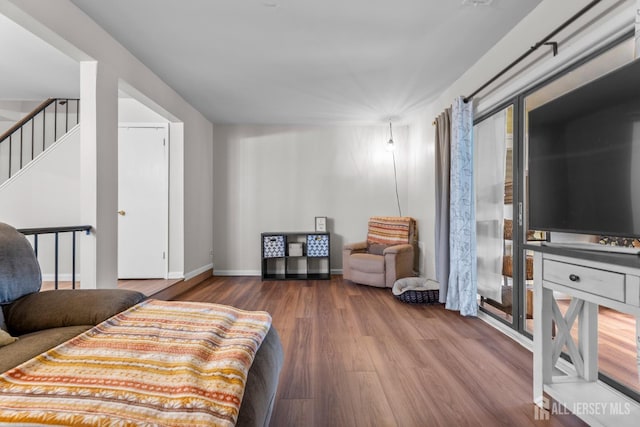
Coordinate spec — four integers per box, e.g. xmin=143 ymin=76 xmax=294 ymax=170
xmin=261 ymin=231 xmax=330 ymax=280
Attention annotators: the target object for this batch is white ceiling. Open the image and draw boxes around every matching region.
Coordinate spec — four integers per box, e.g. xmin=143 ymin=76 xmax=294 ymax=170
xmin=0 ymin=13 xmax=79 ymax=101
xmin=2 ymin=0 xmax=542 ymax=125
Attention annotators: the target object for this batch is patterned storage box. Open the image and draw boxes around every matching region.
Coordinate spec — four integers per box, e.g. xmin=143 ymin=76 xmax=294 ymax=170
xmin=263 ymin=235 xmax=285 ymax=258
xmin=307 ymin=234 xmax=329 ymax=257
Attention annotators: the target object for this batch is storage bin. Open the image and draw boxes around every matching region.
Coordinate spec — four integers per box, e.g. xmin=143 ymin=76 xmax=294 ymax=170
xmin=307 ymin=234 xmax=329 ymax=257
xmin=263 ymin=235 xmax=285 ymax=258
xmin=288 ymin=242 xmax=304 ymax=257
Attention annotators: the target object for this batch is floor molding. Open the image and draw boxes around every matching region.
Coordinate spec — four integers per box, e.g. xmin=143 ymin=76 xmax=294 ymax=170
xmin=151 ymin=268 xmax=212 ymax=300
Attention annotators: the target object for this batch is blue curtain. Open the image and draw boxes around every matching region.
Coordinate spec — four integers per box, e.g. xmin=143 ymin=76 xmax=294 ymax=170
xmin=446 ymin=96 xmax=477 ymax=317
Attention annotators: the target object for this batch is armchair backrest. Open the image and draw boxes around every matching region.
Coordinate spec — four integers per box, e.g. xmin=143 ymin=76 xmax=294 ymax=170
xmin=366 ymin=217 xmax=417 ymax=246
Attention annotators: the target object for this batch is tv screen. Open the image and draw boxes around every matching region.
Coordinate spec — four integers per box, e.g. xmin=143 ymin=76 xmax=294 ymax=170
xmin=528 ymin=57 xmax=640 ymax=238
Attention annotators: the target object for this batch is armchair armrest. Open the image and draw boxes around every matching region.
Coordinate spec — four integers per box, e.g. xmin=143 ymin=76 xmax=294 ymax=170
xmin=5 ymin=289 xmax=146 ymax=335
xmin=383 ymin=244 xmax=415 ymax=288
xmin=343 ymin=241 xmax=368 ymax=252
xmin=383 ymin=243 xmax=413 ymax=255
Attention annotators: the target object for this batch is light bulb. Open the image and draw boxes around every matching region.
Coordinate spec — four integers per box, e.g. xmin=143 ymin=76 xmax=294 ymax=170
xmin=386 ymin=138 xmax=395 ymax=152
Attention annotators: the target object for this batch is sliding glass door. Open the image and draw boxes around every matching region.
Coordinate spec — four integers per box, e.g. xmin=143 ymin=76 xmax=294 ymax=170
xmin=475 ymin=103 xmax=519 ymax=329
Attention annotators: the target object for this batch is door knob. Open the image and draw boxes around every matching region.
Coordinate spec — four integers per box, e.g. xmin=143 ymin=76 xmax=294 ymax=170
xmin=118 ymin=210 xmax=126 ymax=216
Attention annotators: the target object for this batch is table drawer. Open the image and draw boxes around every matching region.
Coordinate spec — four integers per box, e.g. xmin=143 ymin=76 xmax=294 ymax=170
xmin=543 ymin=259 xmax=625 ymax=302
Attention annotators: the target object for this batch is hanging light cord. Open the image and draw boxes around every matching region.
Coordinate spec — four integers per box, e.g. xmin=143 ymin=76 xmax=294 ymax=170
xmin=389 ymin=122 xmax=402 ymax=217
xmin=392 ymin=151 xmax=402 ymax=217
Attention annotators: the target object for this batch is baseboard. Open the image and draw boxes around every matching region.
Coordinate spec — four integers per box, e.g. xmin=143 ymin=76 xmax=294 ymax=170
xmin=214 ymin=270 xmax=260 ymax=276
xmin=167 ymin=271 xmax=183 ymax=280
xmin=477 ymin=311 xmax=533 ymax=352
xmin=152 ymin=268 xmax=212 ymax=300
xmin=43 ymin=272 xmax=186 ymax=281
xmin=41 ymin=273 xmax=78 ymax=282
xmin=184 ymin=263 xmax=213 ymax=281
xmin=213 ymin=268 xmax=343 ymax=276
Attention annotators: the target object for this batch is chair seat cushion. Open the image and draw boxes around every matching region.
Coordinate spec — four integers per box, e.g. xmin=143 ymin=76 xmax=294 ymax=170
xmin=349 ymin=253 xmax=384 ymax=274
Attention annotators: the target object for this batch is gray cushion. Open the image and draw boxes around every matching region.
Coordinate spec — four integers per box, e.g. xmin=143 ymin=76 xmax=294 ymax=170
xmin=367 ymin=243 xmax=388 ymax=256
xmin=0 ymin=325 xmax=91 ymax=373
xmin=0 ymin=222 xmax=41 ymax=304
xmin=236 ymin=327 xmax=284 ymax=427
xmin=5 ymin=289 xmax=146 ymax=335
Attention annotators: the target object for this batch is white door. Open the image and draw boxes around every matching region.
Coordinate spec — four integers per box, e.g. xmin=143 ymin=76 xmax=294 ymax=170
xmin=118 ymin=125 xmax=168 ymax=279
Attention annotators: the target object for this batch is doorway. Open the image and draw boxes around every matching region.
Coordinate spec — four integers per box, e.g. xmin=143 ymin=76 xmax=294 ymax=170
xmin=117 ymin=124 xmax=168 ymax=279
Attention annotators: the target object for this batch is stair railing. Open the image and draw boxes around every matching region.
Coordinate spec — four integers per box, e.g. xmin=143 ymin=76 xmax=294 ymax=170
xmin=18 ymin=225 xmax=92 ymax=290
xmin=0 ymin=98 xmax=80 ymax=184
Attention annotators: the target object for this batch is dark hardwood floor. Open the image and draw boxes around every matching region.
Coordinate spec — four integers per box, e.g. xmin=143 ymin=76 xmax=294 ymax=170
xmin=174 ymin=275 xmax=586 ymax=427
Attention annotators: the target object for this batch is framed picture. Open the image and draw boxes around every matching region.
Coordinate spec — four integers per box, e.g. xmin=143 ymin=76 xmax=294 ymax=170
xmin=315 ymin=216 xmax=327 ymax=232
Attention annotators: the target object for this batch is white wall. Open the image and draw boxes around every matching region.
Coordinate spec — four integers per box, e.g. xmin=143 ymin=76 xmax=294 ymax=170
xmin=1 ymin=0 xmax=214 ymax=283
xmin=435 ymin=0 xmax=634 ymax=116
xmin=212 ymin=124 xmax=409 ymax=275
xmin=406 ymin=105 xmax=438 ymax=280
xmin=0 ymin=126 xmax=80 ymax=226
xmin=0 ymin=100 xmax=41 ymax=133
xmin=0 ymin=126 xmax=81 ymax=279
xmin=405 ymin=0 xmax=636 ymax=282
xmin=118 ymin=98 xmax=166 ymax=123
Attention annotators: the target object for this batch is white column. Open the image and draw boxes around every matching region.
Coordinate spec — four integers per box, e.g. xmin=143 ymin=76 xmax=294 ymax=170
xmin=79 ymin=61 xmax=119 ymax=289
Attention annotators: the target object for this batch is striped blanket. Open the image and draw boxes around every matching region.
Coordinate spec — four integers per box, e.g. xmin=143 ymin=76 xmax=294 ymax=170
xmin=0 ymin=299 xmax=272 ymax=427
xmin=367 ymin=216 xmax=416 ymax=246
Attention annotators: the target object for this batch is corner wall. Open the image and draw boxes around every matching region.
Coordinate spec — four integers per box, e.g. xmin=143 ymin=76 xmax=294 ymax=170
xmin=212 ymin=124 xmax=409 ymax=275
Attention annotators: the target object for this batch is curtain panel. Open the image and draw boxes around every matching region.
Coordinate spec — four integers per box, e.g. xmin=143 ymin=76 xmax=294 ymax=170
xmin=434 ymin=108 xmax=451 ymax=303
xmin=474 ymin=109 xmax=507 ymax=303
xmin=446 ymin=97 xmax=477 ymax=317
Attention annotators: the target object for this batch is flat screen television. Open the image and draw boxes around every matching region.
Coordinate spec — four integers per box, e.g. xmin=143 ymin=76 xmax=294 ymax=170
xmin=528 ymin=57 xmax=640 ymax=239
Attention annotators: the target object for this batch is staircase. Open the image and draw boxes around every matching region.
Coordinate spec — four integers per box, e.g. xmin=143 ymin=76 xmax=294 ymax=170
xmin=0 ymin=98 xmax=79 ymax=186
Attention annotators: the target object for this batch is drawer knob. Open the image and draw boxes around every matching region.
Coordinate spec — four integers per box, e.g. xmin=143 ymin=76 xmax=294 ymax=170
xmin=569 ymin=274 xmax=580 ymax=282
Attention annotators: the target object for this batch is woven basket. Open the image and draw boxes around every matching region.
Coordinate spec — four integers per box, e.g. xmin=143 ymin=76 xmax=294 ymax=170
xmin=395 ymin=289 xmax=439 ymax=304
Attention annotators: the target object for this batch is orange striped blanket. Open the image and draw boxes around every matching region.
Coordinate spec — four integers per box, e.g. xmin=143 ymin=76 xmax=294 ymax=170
xmin=367 ymin=216 xmax=416 ymax=246
xmin=0 ymin=299 xmax=272 ymax=426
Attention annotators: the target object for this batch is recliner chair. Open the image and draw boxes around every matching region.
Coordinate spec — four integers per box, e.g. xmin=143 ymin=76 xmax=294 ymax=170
xmin=342 ymin=216 xmax=417 ymax=288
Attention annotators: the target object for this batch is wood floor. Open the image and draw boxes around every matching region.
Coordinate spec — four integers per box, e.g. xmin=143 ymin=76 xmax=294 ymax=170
xmin=174 ymin=275 xmax=586 ymax=427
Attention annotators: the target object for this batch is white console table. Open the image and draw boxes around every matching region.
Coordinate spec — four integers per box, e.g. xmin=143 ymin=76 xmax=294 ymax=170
xmin=531 ymin=246 xmax=640 ymax=426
